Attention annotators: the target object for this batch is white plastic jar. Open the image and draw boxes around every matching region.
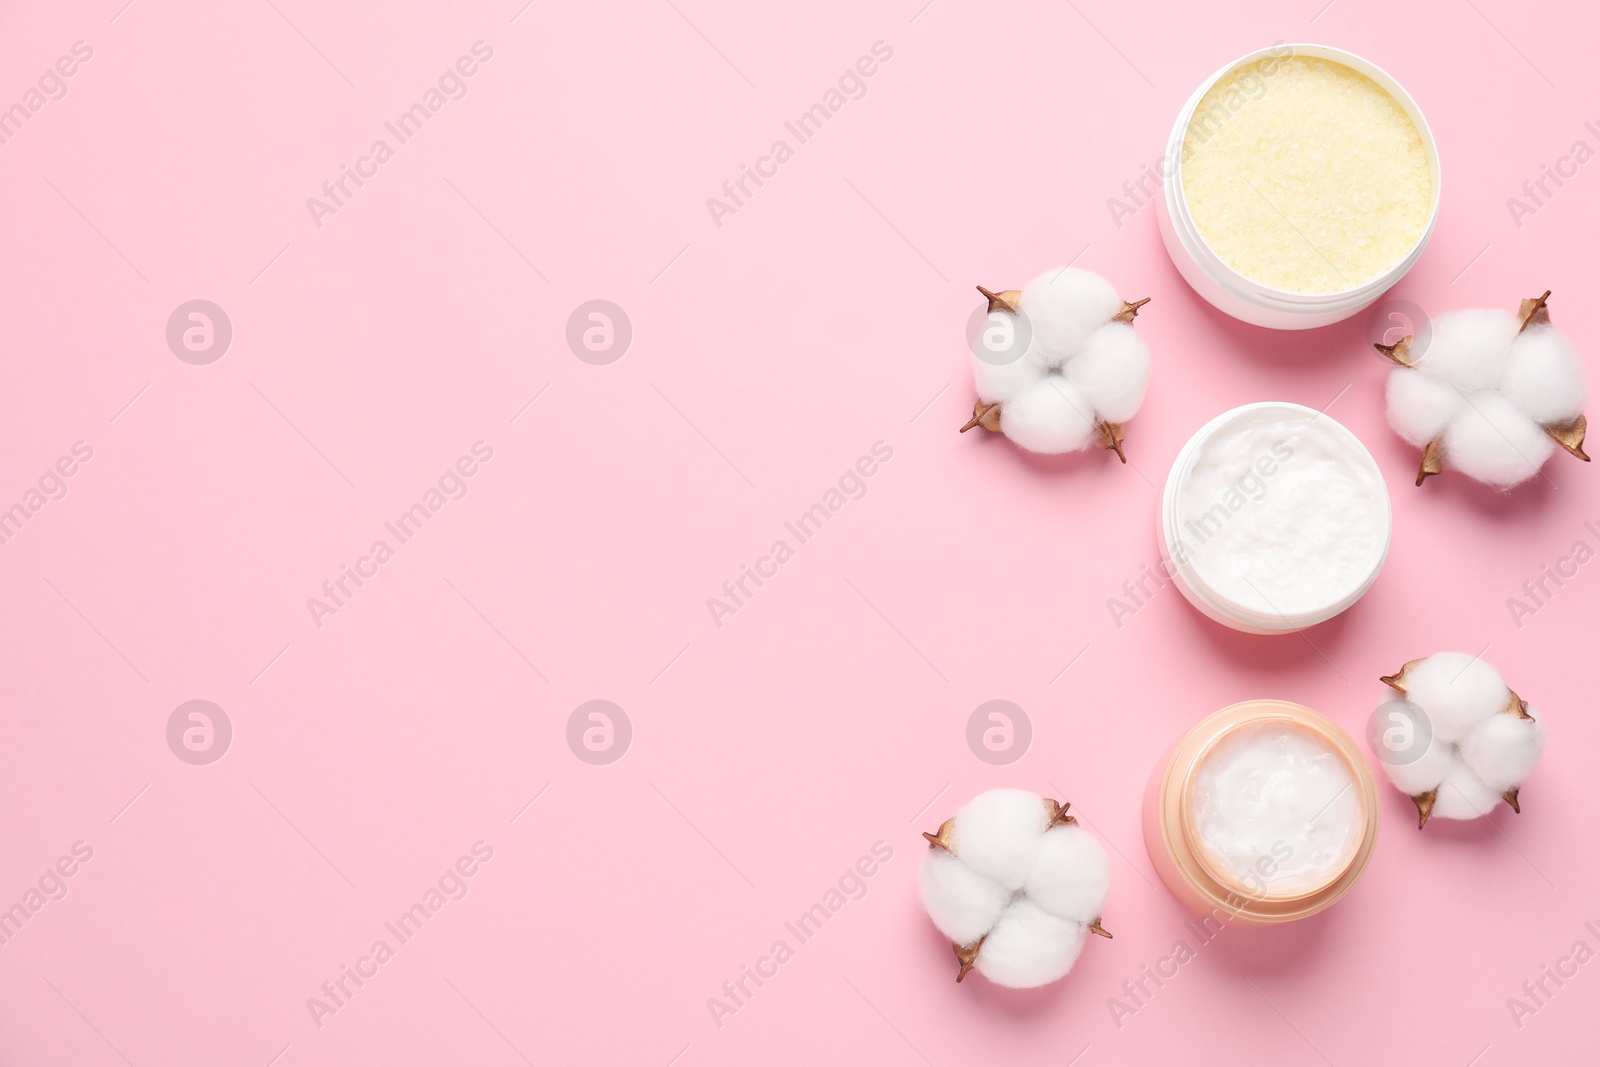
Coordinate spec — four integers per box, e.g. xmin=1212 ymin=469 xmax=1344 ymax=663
xmin=1157 ymin=44 xmax=1442 ymax=330
xmin=1159 ymin=402 xmax=1392 ymax=633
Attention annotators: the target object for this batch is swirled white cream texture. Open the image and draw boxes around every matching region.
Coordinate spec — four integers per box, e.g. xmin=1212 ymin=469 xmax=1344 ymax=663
xmin=1190 ymin=723 xmax=1360 ymax=896
xmin=1177 ymin=408 xmax=1386 ymax=617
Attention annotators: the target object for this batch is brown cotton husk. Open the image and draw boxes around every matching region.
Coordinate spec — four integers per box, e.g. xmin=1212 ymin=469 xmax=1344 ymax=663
xmin=1412 ymin=788 xmax=1438 ymax=830
xmin=1415 ymin=438 xmax=1445 ymax=486
xmin=1113 ymin=297 xmax=1151 ymax=323
xmin=1375 ymin=335 xmax=1417 ymax=368
xmin=953 ymin=937 xmax=984 ymax=982
xmin=1378 ymin=291 xmax=1589 ymax=484
xmin=1379 ymin=659 xmax=1425 ymax=691
xmin=1095 ymin=421 xmax=1128 ymax=463
xmin=1507 ymin=690 xmax=1533 ymax=720
xmin=976 ymin=286 xmax=1021 ymax=315
xmin=1414 ymin=790 xmax=1440 ymax=831
xmin=1546 ymin=415 xmax=1590 ymax=462
xmin=958 ymin=400 xmax=1130 ymax=461
xmin=958 ymin=400 xmax=1002 ymax=434
xmin=921 ymin=817 xmax=955 ymax=851
xmin=1518 ymin=291 xmax=1552 ymax=332
xmin=1043 ymin=797 xmax=1077 ymax=828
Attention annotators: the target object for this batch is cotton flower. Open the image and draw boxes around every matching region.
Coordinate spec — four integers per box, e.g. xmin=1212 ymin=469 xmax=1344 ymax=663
xmin=961 ymin=269 xmax=1152 ymax=459
xmin=918 ymin=789 xmax=1111 ymax=987
xmin=1379 ymin=292 xmax=1589 ymax=488
xmin=1372 ymin=651 xmax=1547 ymax=828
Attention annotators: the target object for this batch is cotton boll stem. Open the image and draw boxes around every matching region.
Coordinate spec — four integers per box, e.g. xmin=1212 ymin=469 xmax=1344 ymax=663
xmin=960 ymin=399 xmax=1129 ymax=460
xmin=1518 ymin=290 xmax=1552 ymax=333
xmin=1415 ymin=437 xmax=1445 ymax=486
xmin=953 ymin=937 xmax=984 ymax=982
xmin=1412 ymin=788 xmax=1437 ymax=829
xmin=922 ymin=818 xmax=955 ymax=851
xmin=1375 ymin=334 xmax=1418 ymax=367
xmin=976 ymin=286 xmax=1021 ymax=315
xmin=1042 ymin=797 xmax=1077 ymax=828
xmin=1379 ymin=659 xmax=1426 ymax=691
xmin=1113 ymin=297 xmax=1151 ymax=323
xmin=1546 ymin=414 xmax=1591 ymax=462
xmin=958 ymin=401 xmax=1001 ymax=434
xmin=980 ymin=279 xmax=1148 ymax=325
xmin=1095 ymin=421 xmax=1127 ymax=462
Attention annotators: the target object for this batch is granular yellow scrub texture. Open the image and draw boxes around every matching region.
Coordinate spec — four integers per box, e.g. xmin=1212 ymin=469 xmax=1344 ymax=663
xmin=1181 ymin=56 xmax=1432 ymax=294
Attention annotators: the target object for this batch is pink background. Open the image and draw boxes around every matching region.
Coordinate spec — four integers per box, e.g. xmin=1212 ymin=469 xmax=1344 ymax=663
xmin=2 ymin=0 xmax=1597 ymax=1063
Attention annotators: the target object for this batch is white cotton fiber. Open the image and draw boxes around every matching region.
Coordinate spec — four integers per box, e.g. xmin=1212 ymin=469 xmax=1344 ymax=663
xmin=918 ymin=849 xmax=1012 ymax=945
xmin=972 ymin=349 xmax=1046 ymax=406
xmin=1461 ymin=708 xmax=1546 ymax=792
xmin=1384 ymin=301 xmax=1586 ymax=488
xmin=919 ymin=789 xmax=1113 ymax=988
xmin=1441 ymin=391 xmax=1555 ymax=490
xmin=1431 ymin=761 xmax=1503 ymax=821
xmin=1373 ymin=652 xmax=1548 ymax=826
xmin=1415 ymin=308 xmax=1520 ymax=391
xmin=1018 ymin=268 xmax=1122 ymax=367
xmin=971 ymin=900 xmax=1087 ymax=989
xmin=948 ymin=789 xmax=1050 ymax=890
xmin=1502 ymin=327 xmax=1587 ymax=426
xmin=997 ymin=379 xmax=1097 ymax=455
xmin=1386 ymin=369 xmax=1464 ymax=448
xmin=967 ymin=267 xmax=1151 ymax=457
xmin=1373 ymin=699 xmax=1455 ymax=796
xmin=1024 ymin=825 xmax=1111 ymax=925
xmin=1401 ymin=651 xmax=1507 ymax=744
xmin=1064 ymin=324 xmax=1151 ymax=423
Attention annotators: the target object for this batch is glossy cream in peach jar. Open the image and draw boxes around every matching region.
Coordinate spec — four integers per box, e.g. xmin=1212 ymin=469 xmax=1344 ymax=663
xmin=1144 ymin=700 xmax=1379 ymax=923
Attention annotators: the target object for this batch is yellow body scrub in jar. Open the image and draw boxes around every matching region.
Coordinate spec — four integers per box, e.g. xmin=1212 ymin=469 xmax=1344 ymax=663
xmin=1158 ymin=45 xmax=1440 ymax=329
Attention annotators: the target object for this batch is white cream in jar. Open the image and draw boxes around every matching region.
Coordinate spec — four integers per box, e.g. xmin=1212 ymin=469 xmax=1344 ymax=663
xmin=1145 ymin=700 xmax=1380 ymax=923
xmin=1188 ymin=721 xmax=1361 ymax=896
xmin=1161 ymin=402 xmax=1392 ymax=633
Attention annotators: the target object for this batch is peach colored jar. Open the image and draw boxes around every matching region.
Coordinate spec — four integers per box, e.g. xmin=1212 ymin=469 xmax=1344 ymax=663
xmin=1143 ymin=700 xmax=1380 ymax=923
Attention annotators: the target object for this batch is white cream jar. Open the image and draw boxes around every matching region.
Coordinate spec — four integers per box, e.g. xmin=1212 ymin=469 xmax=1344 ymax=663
xmin=1190 ymin=720 xmax=1361 ymax=895
xmin=1145 ymin=700 xmax=1380 ymax=923
xmin=1157 ymin=44 xmax=1441 ymax=329
xmin=1160 ymin=402 xmax=1392 ymax=633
